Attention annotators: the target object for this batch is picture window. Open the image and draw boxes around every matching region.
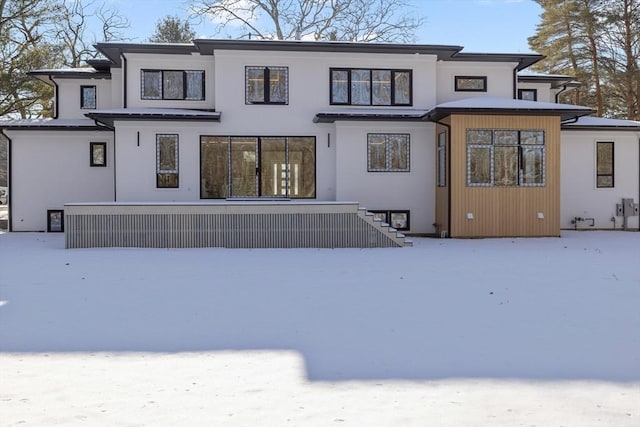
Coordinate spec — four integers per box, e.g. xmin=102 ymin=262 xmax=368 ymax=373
xmin=141 ymin=70 xmax=205 ymax=100
xmin=81 ymin=85 xmax=96 ymax=109
xmin=596 ymin=141 xmax=614 ymax=188
xmin=157 ymin=134 xmax=179 ymax=188
xmin=90 ymin=142 xmax=107 ymax=167
xmin=245 ymin=66 xmax=289 ymax=104
xmin=455 ymin=76 xmax=487 ymax=92
xmin=331 ymin=68 xmax=412 ymax=106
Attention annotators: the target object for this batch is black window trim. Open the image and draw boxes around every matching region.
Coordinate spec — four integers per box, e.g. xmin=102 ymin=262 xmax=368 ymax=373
xmin=199 ymin=135 xmax=317 ymax=199
xmin=455 ymin=75 xmax=487 ymax=92
xmin=518 ymin=88 xmax=538 ymax=101
xmin=330 ymin=68 xmax=413 ymax=106
xmin=596 ymin=141 xmax=614 ymax=188
xmin=90 ymin=142 xmax=107 ymax=167
xmin=141 ymin=69 xmax=205 ymax=101
xmin=47 ymin=209 xmax=64 ymax=232
xmin=244 ymin=66 xmax=289 ymax=105
xmin=80 ymin=85 xmax=97 ymax=109
xmin=156 ymin=133 xmax=179 ymax=189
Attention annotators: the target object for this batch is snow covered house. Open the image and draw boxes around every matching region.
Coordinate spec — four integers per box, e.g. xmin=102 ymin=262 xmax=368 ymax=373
xmin=0 ymin=39 xmax=638 ymax=247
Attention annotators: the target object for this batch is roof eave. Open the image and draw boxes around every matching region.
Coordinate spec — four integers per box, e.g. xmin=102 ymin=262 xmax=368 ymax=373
xmin=427 ymin=107 xmax=595 ymax=123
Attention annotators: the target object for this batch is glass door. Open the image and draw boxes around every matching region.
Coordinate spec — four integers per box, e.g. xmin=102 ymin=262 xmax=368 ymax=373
xmin=230 ymin=137 xmax=257 ymax=197
xmin=260 ymin=137 xmax=287 ymax=197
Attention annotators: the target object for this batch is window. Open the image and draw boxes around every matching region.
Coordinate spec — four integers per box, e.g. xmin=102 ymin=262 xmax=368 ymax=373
xmin=245 ymin=66 xmax=288 ymax=104
xmin=596 ymin=141 xmax=614 ymax=188
xmin=81 ymin=85 xmax=96 ymax=109
xmin=330 ymin=68 xmax=412 ymax=106
xmin=156 ymin=134 xmax=179 ymax=188
xmin=367 ymin=133 xmax=410 ymax=172
xmin=455 ymin=76 xmax=487 ymax=92
xmin=368 ymin=210 xmax=410 ymax=230
xmin=90 ymin=142 xmax=106 ymax=167
xmin=47 ymin=210 xmax=64 ymax=232
xmin=141 ymin=70 xmax=205 ymax=100
xmin=200 ymin=136 xmax=315 ymax=198
xmin=437 ymin=132 xmax=446 ymax=187
xmin=518 ymin=88 xmax=537 ymax=101
xmin=466 ymin=129 xmax=545 ymax=187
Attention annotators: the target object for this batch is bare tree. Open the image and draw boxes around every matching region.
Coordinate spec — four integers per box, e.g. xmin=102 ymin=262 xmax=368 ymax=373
xmin=188 ymin=0 xmax=424 ymax=42
xmin=54 ymin=0 xmax=130 ymax=67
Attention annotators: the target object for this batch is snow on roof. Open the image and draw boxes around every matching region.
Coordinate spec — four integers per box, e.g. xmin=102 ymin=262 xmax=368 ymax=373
xmin=434 ymin=97 xmax=591 ymax=111
xmin=314 ymin=108 xmax=429 ymax=123
xmin=0 ymin=118 xmax=106 ymax=129
xmin=88 ymin=108 xmax=221 ymax=117
xmin=562 ymin=115 xmax=640 ymax=130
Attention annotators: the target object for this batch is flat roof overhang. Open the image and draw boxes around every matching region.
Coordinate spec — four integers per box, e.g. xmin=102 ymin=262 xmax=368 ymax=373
xmin=426 ymin=98 xmax=595 ymax=122
xmin=0 ymin=119 xmax=110 ymax=131
xmin=85 ymin=108 xmax=221 ymax=128
xmin=314 ymin=109 xmax=429 ymax=123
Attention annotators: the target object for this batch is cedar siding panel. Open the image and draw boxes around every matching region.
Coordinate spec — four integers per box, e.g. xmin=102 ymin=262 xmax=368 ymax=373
xmin=448 ymin=114 xmax=561 ymax=237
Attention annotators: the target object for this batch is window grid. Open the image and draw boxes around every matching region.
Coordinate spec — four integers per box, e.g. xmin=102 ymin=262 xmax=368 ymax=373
xmin=330 ymin=68 xmax=412 ymax=106
xmin=596 ymin=141 xmax=614 ymax=188
xmin=367 ymin=133 xmax=410 ymax=172
xmin=455 ymin=76 xmax=487 ymax=92
xmin=156 ymin=134 xmax=179 ymax=188
xmin=466 ymin=129 xmax=545 ymax=187
xmin=245 ymin=66 xmax=289 ymax=105
xmin=81 ymin=85 xmax=96 ymax=109
xmin=141 ymin=70 xmax=205 ymax=100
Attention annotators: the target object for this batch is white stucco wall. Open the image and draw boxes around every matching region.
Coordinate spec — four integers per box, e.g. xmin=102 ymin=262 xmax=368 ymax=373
xmin=517 ymin=82 xmax=553 ymax=102
xmin=55 ymin=77 xmax=113 ymax=119
xmin=7 ymin=130 xmax=114 ymax=231
xmin=123 ymin=53 xmax=215 ymax=110
xmin=561 ymin=130 xmax=640 ymax=230
xmin=335 ymin=121 xmax=435 ymax=234
xmin=436 ymin=62 xmax=516 ymax=103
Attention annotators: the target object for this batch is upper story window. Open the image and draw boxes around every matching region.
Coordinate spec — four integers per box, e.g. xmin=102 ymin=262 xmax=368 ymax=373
xmin=596 ymin=141 xmax=614 ymax=188
xmin=141 ymin=70 xmax=205 ymax=100
xmin=455 ymin=76 xmax=487 ymax=92
xmin=245 ymin=66 xmax=289 ymax=104
xmin=467 ymin=129 xmax=545 ymax=187
xmin=518 ymin=88 xmax=537 ymax=101
xmin=367 ymin=133 xmax=410 ymax=172
xmin=331 ymin=68 xmax=412 ymax=106
xmin=81 ymin=85 xmax=96 ymax=109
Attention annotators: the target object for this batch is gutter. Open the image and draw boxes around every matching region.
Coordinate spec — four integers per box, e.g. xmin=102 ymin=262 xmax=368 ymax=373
xmin=0 ymin=128 xmax=12 ymax=231
xmin=121 ymin=50 xmax=127 ymax=108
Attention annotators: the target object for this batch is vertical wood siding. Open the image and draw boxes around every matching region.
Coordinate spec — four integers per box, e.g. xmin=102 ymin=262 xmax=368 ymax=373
xmin=448 ymin=115 xmax=561 ymax=237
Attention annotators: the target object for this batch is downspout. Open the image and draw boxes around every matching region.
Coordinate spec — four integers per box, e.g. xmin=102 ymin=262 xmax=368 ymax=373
xmin=555 ymin=84 xmax=569 ymax=103
xmin=0 ymin=128 xmax=13 ymax=232
xmin=48 ymin=75 xmax=59 ymax=119
xmin=434 ymin=118 xmax=452 ymax=238
xmin=92 ymin=119 xmax=117 ymax=201
xmin=513 ymin=61 xmax=522 ymax=99
xmin=121 ymin=50 xmax=127 ymax=108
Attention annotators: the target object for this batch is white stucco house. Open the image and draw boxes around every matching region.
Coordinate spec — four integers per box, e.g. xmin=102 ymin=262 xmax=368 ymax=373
xmin=0 ymin=39 xmax=638 ymax=247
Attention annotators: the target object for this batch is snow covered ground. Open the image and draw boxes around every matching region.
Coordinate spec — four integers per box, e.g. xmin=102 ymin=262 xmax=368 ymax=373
xmin=0 ymin=230 xmax=638 ymax=426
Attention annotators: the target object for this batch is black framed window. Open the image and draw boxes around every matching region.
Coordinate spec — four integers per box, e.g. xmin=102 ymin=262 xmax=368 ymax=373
xmin=81 ymin=85 xmax=96 ymax=109
xmin=367 ymin=133 xmax=410 ymax=172
xmin=330 ymin=68 xmax=412 ymax=106
xmin=245 ymin=66 xmax=288 ymax=104
xmin=200 ymin=136 xmax=315 ymax=199
xmin=437 ymin=132 xmax=446 ymax=187
xmin=466 ymin=129 xmax=545 ymax=187
xmin=90 ymin=142 xmax=106 ymax=167
xmin=518 ymin=88 xmax=537 ymax=101
xmin=156 ymin=134 xmax=179 ymax=188
xmin=596 ymin=141 xmax=614 ymax=188
xmin=455 ymin=76 xmax=487 ymax=92
xmin=369 ymin=210 xmax=410 ymax=230
xmin=141 ymin=70 xmax=205 ymax=100
xmin=47 ymin=210 xmax=64 ymax=232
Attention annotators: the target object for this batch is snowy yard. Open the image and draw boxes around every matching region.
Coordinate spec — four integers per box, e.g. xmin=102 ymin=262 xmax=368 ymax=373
xmin=1 ymin=231 xmax=639 ymax=426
